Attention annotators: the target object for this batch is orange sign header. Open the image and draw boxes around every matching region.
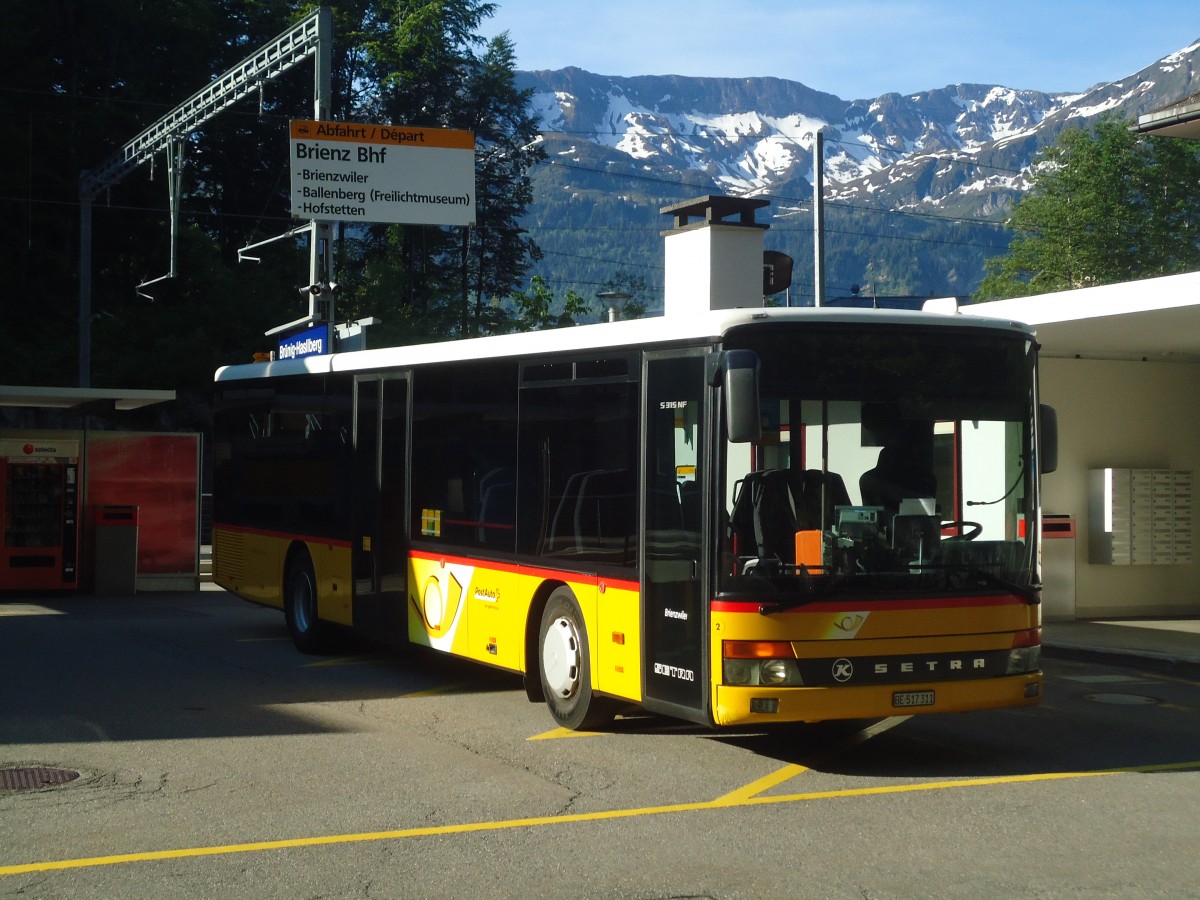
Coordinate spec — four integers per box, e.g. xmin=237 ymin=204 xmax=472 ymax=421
xmin=290 ymin=119 xmax=474 ymax=150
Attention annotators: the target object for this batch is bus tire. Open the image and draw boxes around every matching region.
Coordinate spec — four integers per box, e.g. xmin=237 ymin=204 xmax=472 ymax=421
xmin=538 ymin=587 xmax=615 ymax=730
xmin=284 ymin=549 xmax=331 ymax=655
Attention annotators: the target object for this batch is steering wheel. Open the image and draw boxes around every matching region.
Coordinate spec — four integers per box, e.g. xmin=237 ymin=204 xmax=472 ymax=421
xmin=941 ymin=520 xmax=982 ymax=541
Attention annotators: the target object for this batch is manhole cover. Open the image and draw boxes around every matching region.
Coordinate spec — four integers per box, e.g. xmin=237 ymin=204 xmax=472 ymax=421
xmin=0 ymin=767 xmax=80 ymax=791
xmin=1084 ymin=692 xmax=1158 ymax=706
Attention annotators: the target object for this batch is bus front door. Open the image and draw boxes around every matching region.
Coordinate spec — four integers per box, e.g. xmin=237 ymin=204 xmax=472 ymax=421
xmin=352 ymin=374 xmax=409 ymax=637
xmin=641 ymin=352 xmax=710 ymax=723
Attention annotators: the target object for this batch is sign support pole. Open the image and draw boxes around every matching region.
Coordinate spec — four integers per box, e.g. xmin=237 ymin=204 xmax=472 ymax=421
xmin=309 ymin=7 xmax=335 ymax=326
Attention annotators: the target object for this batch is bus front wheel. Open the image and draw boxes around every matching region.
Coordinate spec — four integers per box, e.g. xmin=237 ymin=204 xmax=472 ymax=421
xmin=285 ymin=550 xmax=331 ymax=654
xmin=538 ymin=588 xmax=615 ymax=731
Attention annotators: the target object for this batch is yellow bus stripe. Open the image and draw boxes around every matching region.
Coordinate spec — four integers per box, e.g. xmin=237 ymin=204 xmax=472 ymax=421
xmin=4 ymin=761 xmax=1198 ymax=877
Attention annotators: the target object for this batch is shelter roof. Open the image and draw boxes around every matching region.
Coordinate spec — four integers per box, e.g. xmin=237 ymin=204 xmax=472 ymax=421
xmin=0 ymin=386 xmax=175 ymax=411
xmin=964 ymin=271 xmax=1200 ymax=363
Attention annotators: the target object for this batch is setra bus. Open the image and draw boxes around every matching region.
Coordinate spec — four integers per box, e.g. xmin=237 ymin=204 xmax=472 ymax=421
xmin=212 ymin=306 xmax=1057 ymax=729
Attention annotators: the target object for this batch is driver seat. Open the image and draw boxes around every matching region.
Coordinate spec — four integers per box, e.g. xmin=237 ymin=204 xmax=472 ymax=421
xmin=859 ymin=445 xmax=936 ymax=521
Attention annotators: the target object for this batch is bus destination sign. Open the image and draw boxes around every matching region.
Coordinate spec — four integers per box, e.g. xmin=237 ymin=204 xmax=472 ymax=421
xmin=289 ymin=120 xmax=475 ymax=227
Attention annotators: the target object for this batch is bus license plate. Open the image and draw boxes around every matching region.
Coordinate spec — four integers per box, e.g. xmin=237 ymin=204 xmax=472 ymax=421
xmin=893 ymin=690 xmax=935 ymax=708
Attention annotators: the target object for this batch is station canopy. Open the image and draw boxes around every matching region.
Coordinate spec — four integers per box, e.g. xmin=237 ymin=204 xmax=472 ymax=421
xmin=0 ymin=386 xmax=175 ymax=411
xmin=1136 ymin=92 xmax=1200 ymax=139
xmin=965 ymin=271 xmax=1200 ymax=364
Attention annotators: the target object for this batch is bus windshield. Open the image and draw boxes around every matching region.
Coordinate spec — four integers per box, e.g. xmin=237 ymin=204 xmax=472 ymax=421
xmin=719 ymin=323 xmax=1039 ymax=600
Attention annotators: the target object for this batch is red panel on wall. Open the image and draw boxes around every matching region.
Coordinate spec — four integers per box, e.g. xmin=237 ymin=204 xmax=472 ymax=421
xmin=86 ymin=434 xmax=199 ymax=575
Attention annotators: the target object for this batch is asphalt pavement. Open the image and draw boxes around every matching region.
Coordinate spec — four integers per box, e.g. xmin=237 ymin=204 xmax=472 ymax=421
xmin=8 ymin=575 xmax=1200 ymax=679
xmin=192 ymin=543 xmax=1196 ymax=678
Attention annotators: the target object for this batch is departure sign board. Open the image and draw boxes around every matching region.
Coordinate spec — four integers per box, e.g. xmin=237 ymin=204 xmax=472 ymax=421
xmin=289 ymin=120 xmax=475 ymax=226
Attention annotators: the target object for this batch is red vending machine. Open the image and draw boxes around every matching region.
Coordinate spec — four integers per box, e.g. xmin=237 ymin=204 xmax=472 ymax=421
xmin=0 ymin=437 xmax=80 ymax=591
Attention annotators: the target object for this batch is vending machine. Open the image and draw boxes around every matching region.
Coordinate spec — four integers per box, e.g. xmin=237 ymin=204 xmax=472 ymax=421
xmin=0 ymin=437 xmax=80 ymax=591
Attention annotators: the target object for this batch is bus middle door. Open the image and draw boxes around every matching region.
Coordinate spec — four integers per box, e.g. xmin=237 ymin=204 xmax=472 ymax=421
xmin=352 ymin=374 xmax=409 ymax=637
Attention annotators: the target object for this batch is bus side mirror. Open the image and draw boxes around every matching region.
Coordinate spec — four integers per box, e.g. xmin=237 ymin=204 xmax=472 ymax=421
xmin=711 ymin=350 xmax=761 ymax=444
xmin=1039 ymin=403 xmax=1058 ymax=475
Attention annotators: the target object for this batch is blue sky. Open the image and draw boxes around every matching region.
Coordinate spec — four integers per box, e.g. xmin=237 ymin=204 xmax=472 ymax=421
xmin=479 ymin=0 xmax=1200 ymax=99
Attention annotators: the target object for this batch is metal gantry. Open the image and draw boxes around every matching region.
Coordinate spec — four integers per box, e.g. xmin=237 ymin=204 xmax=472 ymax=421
xmin=78 ymin=7 xmax=332 ymax=386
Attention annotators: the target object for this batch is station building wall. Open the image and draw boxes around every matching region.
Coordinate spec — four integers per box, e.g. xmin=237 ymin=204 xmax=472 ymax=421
xmin=1040 ymin=356 xmax=1200 ymax=618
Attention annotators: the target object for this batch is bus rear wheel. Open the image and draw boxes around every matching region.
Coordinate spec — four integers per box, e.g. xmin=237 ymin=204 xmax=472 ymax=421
xmin=538 ymin=588 xmax=615 ymax=731
xmin=285 ymin=550 xmax=331 ymax=654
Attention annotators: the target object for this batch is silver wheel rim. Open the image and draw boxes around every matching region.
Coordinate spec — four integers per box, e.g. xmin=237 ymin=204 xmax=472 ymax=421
xmin=292 ymin=572 xmax=314 ymax=632
xmin=541 ymin=615 xmax=580 ymax=699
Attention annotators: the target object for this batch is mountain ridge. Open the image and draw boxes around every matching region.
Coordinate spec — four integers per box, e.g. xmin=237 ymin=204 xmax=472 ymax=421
xmin=512 ymin=39 xmax=1200 ymax=306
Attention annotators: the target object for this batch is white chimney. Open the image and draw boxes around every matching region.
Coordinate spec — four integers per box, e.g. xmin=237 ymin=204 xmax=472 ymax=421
xmin=661 ymin=195 xmax=770 ymax=318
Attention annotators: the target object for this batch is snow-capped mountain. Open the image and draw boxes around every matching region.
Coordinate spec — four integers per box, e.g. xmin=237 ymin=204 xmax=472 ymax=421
xmin=514 ymin=39 xmax=1200 ymax=301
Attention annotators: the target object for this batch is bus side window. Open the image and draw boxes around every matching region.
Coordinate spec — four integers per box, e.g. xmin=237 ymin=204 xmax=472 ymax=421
xmin=411 ymin=361 xmax=518 ymax=551
xmin=519 ymin=381 xmax=638 ymax=567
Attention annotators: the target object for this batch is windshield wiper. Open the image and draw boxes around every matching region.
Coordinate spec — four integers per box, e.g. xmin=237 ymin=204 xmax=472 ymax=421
xmin=758 ymin=596 xmax=815 ymax=616
xmin=757 ymin=576 xmax=854 ymax=615
xmin=964 ymin=566 xmax=1041 ymax=604
xmin=753 ymin=566 xmax=1042 ymax=614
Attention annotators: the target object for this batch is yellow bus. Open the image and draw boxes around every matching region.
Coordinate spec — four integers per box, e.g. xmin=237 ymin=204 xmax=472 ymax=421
xmin=212 ymin=306 xmax=1057 ymax=730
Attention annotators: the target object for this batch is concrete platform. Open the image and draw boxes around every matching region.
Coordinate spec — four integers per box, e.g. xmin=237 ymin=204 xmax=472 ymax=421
xmin=1044 ymin=618 xmax=1200 ymax=676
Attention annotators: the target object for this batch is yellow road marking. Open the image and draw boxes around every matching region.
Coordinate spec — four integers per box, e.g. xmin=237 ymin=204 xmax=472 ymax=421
xmin=713 ymin=716 xmax=909 ymax=803
xmin=402 ymin=682 xmax=487 ymax=698
xmin=302 ymin=656 xmax=387 ymax=668
xmin=527 ymin=727 xmax=604 ymax=740
xmin=858 ymin=716 xmax=912 ymax=739
xmin=6 ymin=760 xmax=1198 ymax=877
xmin=0 ymin=605 xmax=64 ymax=617
xmin=713 ymin=763 xmax=809 ymax=804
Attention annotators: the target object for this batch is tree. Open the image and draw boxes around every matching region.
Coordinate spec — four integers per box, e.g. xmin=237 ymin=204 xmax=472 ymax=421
xmin=1 ymin=0 xmax=544 ymax=395
xmin=459 ymin=33 xmax=546 ymax=336
xmin=508 ymin=275 xmax=590 ymax=331
xmin=976 ymin=115 xmax=1200 ymax=299
xmin=339 ymin=0 xmax=543 ymax=341
xmin=0 ymin=0 xmax=268 ymax=387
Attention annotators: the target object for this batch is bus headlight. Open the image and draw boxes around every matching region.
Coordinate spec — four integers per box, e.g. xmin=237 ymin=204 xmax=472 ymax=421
xmin=723 ymin=658 xmax=803 ymax=686
xmin=1006 ymin=645 xmax=1041 ymax=674
xmin=1006 ymin=628 xmax=1042 ymax=674
xmin=723 ymin=641 xmax=805 ymax=686
xmin=724 ymin=658 xmax=755 ymax=685
xmin=760 ymin=658 xmax=802 ymax=685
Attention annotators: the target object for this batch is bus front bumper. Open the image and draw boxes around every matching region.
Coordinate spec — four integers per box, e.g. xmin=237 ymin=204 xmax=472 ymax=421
xmin=712 ymin=674 xmax=1042 ymax=727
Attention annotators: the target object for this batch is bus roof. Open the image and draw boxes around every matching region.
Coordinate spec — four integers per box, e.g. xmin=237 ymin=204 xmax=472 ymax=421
xmin=214 ymin=306 xmax=1036 ymax=383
